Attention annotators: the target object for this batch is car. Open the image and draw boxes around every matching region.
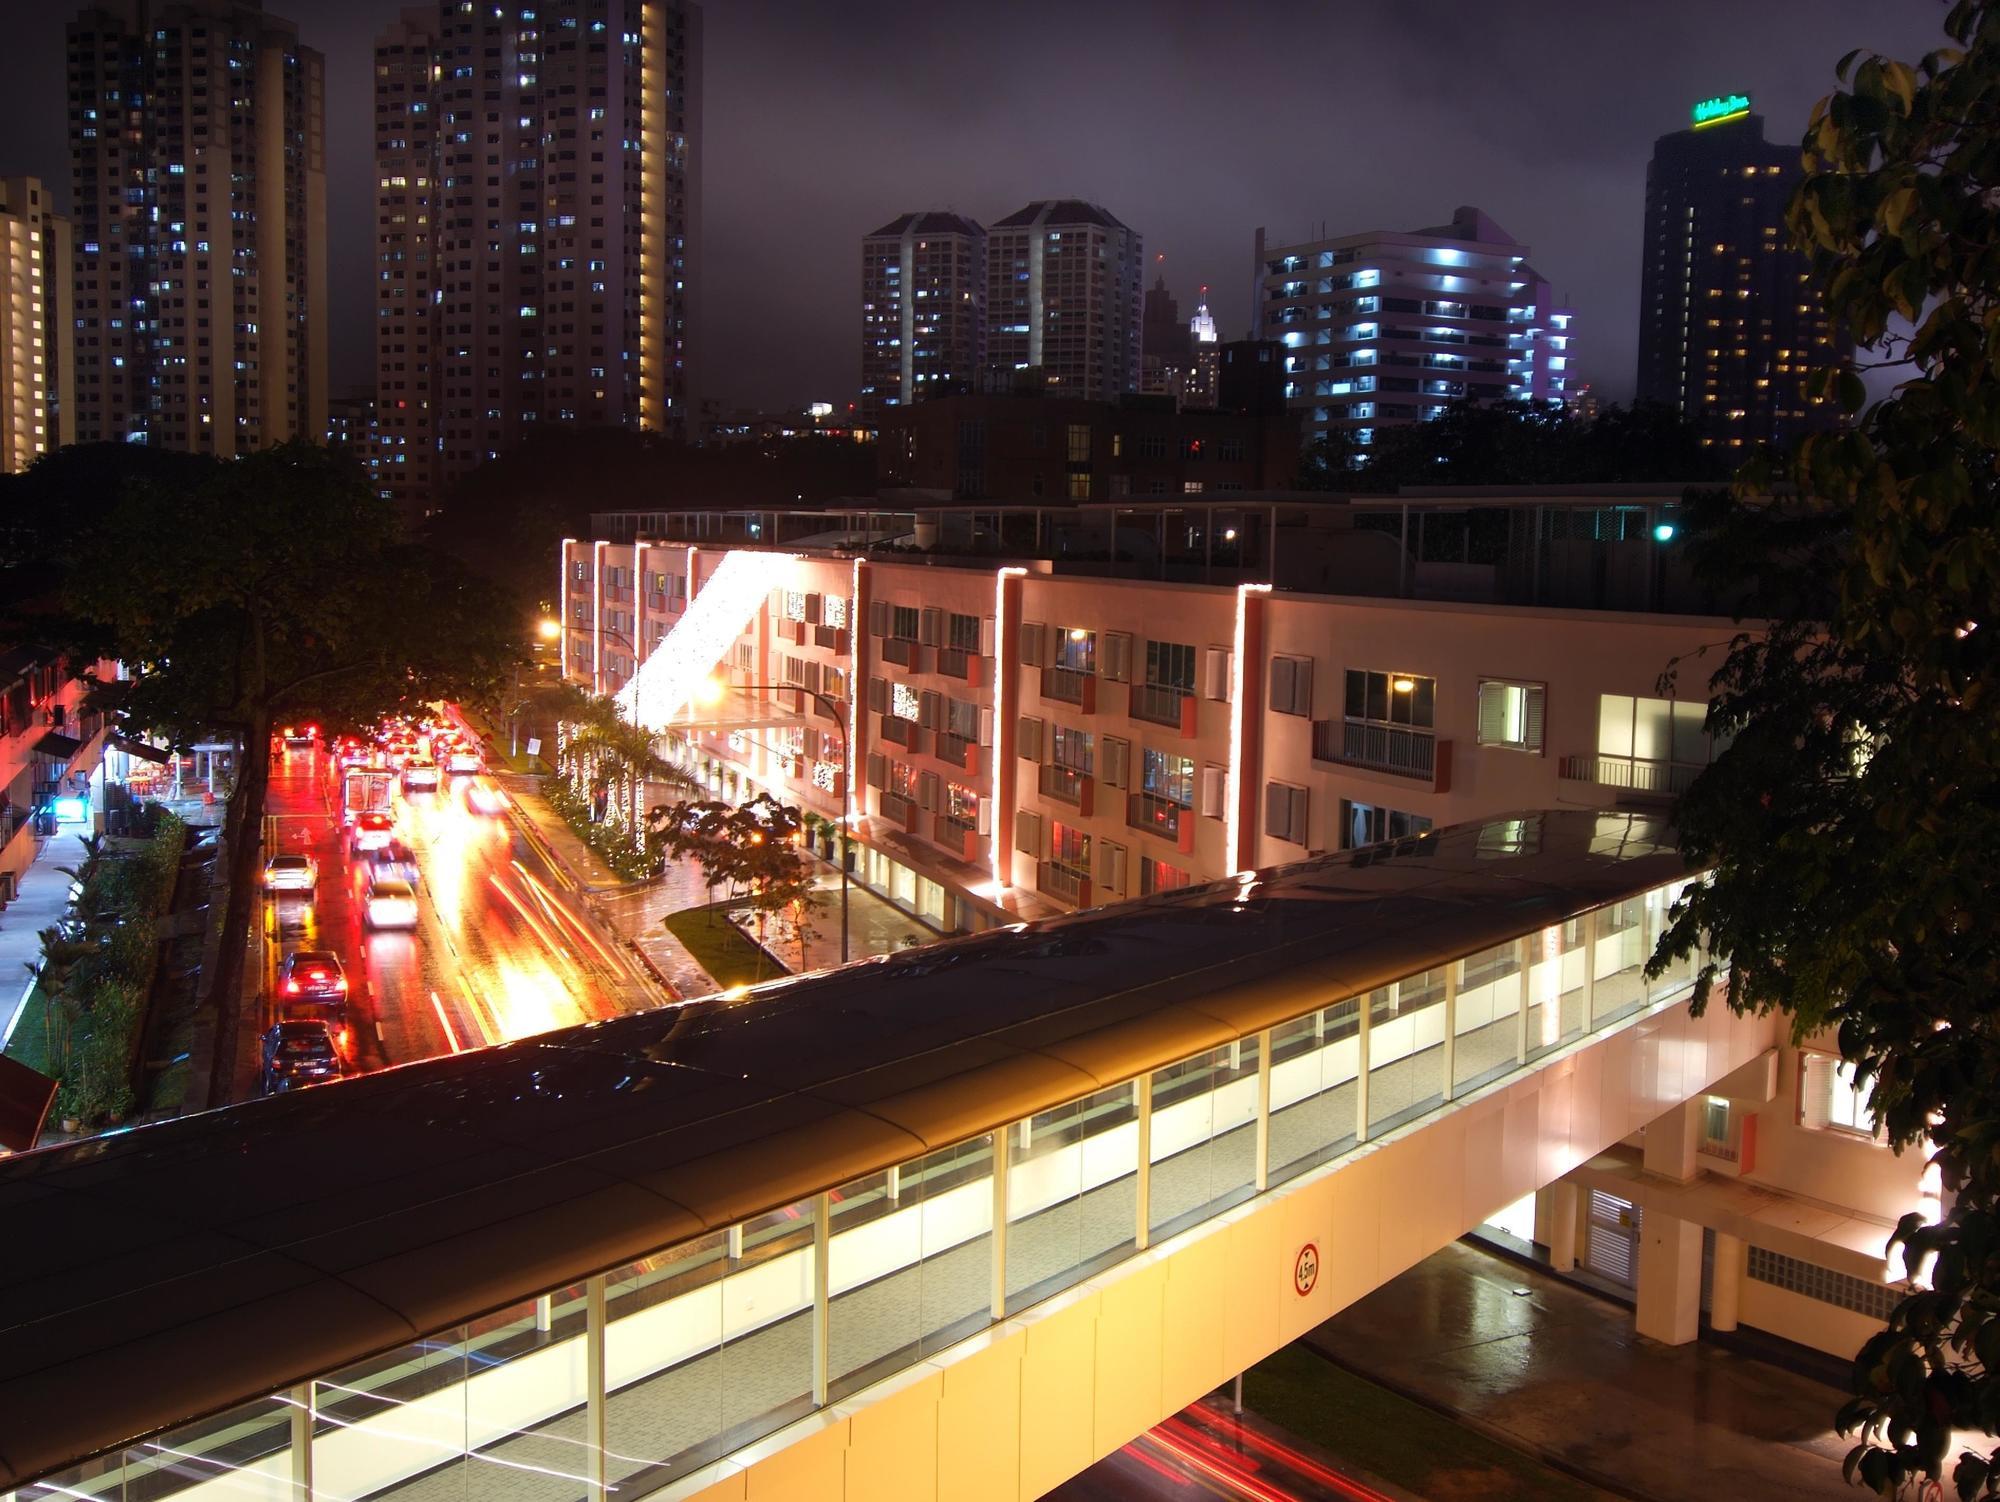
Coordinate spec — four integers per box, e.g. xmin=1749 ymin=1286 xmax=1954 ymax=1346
xmin=260 ymin=1019 xmax=344 ymax=1093
xmin=262 ymin=854 xmax=318 ymax=894
xmin=402 ymin=758 xmax=441 ymax=792
xmin=465 ymin=782 xmax=506 ymax=816
xmin=364 ymin=876 xmax=419 ymax=931
xmin=367 ymin=838 xmax=420 ymax=885
xmin=444 ymin=745 xmax=482 ymax=774
xmin=281 ymin=723 xmax=317 ymax=748
xmin=351 ymin=810 xmax=395 ymax=853
xmin=278 ymin=949 xmax=347 ymax=1006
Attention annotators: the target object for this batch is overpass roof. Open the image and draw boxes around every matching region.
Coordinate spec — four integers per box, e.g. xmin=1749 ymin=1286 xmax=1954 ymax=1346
xmin=0 ymin=809 xmax=1685 ymax=1488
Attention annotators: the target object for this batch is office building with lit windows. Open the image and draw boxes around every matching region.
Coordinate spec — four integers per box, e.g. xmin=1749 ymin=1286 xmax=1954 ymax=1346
xmin=988 ymin=200 xmax=1143 ymax=402
xmin=1636 ymin=95 xmax=1845 ymax=452
xmin=859 ymin=211 xmax=985 ymax=424
xmin=1254 ymin=206 xmax=1573 ymax=452
xmin=65 ymin=0 xmax=326 ymax=455
xmin=0 ymin=176 xmax=74 ymax=472
xmin=373 ymin=0 xmax=701 ymax=509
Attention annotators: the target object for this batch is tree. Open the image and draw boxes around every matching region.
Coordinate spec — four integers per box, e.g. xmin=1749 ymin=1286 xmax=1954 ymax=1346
xmin=1650 ymin=8 xmax=2000 ymax=1496
xmin=31 ymin=442 xmax=523 ymax=1041
xmin=648 ymin=793 xmax=823 ymax=964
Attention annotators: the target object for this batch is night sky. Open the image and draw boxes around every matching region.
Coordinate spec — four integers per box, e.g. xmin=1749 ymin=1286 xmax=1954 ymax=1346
xmin=0 ymin=0 xmax=1947 ymax=415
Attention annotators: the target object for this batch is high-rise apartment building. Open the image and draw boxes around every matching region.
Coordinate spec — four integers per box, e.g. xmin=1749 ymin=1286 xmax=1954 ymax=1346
xmin=1636 ymin=94 xmax=1844 ymax=453
xmin=859 ymin=211 xmax=985 ymax=425
xmin=374 ymin=0 xmax=701 ymax=512
xmin=0 ymin=176 xmax=74 ymax=472
xmin=66 ymin=0 xmax=326 ymax=455
xmin=987 ymin=200 xmax=1142 ymax=402
xmin=1254 ymin=207 xmax=1573 ymax=452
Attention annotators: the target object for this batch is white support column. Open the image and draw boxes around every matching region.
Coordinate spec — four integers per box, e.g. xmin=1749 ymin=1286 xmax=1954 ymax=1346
xmin=1135 ymin=1073 xmax=1154 ymax=1252
xmin=1355 ymin=991 xmax=1372 ymax=1142
xmin=1710 ymin=1231 xmax=1748 ymax=1332
xmin=1253 ymin=1030 xmax=1271 ymax=1192
xmin=1514 ymin=936 xmax=1532 ymax=1064
xmin=535 ymin=1293 xmax=553 ymax=1332
xmin=990 ymin=1126 xmax=1011 ymax=1320
xmin=726 ymin=1222 xmax=743 ymax=1261
xmin=1441 ymin=962 xmax=1458 ymax=1100
xmin=812 ymin=1192 xmax=831 ymax=1405
xmin=1643 ymin=1098 xmax=1702 ymax=1184
xmin=289 ymin=1382 xmax=314 ymax=1500
xmin=1635 ymin=1208 xmax=1704 ymax=1346
xmin=585 ymin=1274 xmax=608 ymax=1501
xmin=1536 ymin=1181 xmax=1581 ymax=1272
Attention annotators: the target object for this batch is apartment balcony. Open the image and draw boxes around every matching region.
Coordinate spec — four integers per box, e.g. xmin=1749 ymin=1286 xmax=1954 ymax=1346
xmin=879 ymin=715 xmax=922 ymax=754
xmin=938 ymin=815 xmax=981 ymax=864
xmin=1129 ymin=683 xmax=1196 ymax=736
xmin=1038 ymin=764 xmax=1095 ymax=816
xmin=813 ymin=624 xmax=848 ymax=654
xmin=878 ymin=791 xmax=919 ymax=832
xmin=1037 ymin=861 xmax=1092 ymax=909
xmin=935 ymin=731 xmax=981 ymax=776
xmin=1128 ymin=791 xmax=1196 ymax=854
xmin=937 ymin=646 xmax=983 ymax=686
xmin=1559 ymin=752 xmax=1704 ymax=801
xmin=778 ymin=618 xmax=809 ymax=646
xmin=1041 ymin=666 xmax=1096 ymax=712
xmin=1313 ymin=719 xmax=1453 ymax=793
xmin=880 ymin=637 xmax=918 ymax=669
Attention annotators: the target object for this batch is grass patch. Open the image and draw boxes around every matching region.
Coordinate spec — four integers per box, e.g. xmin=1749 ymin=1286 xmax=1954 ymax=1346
xmin=3 ymin=980 xmax=56 ymax=1076
xmin=663 ymin=906 xmax=786 ymax=990
xmin=1244 ymin=1344 xmax=1614 ymax=1502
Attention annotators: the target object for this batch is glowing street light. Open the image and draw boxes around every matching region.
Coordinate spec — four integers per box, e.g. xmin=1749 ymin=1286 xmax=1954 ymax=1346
xmin=536 ymin=618 xmax=561 ymax=642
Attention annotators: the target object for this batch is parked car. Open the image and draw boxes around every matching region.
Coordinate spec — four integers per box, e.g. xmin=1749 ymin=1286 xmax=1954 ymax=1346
xmin=364 ymin=876 xmax=419 ymax=931
xmin=278 ymin=949 xmax=348 ymax=1007
xmin=262 ymin=854 xmax=318 ymax=894
xmin=260 ymin=1019 xmax=343 ymax=1093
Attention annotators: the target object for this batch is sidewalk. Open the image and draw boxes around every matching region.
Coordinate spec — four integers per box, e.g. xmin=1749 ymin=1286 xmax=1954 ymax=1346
xmin=1306 ymin=1239 xmax=1855 ymax=1502
xmin=0 ymin=830 xmax=91 ymax=1053
xmin=495 ymin=773 xmax=944 ymax=1000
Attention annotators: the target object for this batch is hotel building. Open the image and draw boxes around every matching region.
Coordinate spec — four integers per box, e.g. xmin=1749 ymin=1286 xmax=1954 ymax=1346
xmin=558 ymin=488 xmax=1923 ymax=1365
xmin=1254 ymin=206 xmax=1573 ymax=451
xmin=65 ymin=0 xmax=326 ymax=455
xmin=373 ymin=0 xmax=701 ymax=510
xmin=0 ymin=176 xmax=73 ymax=472
xmin=1636 ymin=94 xmax=1846 ymax=452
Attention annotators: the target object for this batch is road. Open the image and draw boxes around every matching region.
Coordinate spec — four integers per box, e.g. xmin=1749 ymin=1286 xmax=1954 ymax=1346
xmin=242 ymin=740 xmax=655 ymax=1095
xmin=1051 ymin=1396 xmax=1406 ymax=1502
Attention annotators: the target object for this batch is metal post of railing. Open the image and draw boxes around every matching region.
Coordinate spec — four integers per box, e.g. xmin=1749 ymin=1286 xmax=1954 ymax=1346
xmin=1355 ymin=991 xmax=1372 ymax=1142
xmin=812 ymin=1192 xmax=831 ymax=1406
xmin=727 ymin=1223 xmax=743 ymax=1261
xmin=1515 ymin=936 xmax=1533 ymax=1064
xmin=534 ymin=1293 xmax=553 ymax=1333
xmin=990 ymin=1127 xmax=1011 ymax=1321
xmin=289 ymin=1382 xmax=314 ymax=1500
xmin=1134 ymin=1073 xmax=1154 ymax=1252
xmin=584 ymin=1275 xmax=608 ymax=1502
xmin=1582 ymin=907 xmax=1600 ymax=1029
xmin=1253 ymin=1030 xmax=1272 ymax=1193
xmin=1441 ymin=963 xmax=1458 ymax=1102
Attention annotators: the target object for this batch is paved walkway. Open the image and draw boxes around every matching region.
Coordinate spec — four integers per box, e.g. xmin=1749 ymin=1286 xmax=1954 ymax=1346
xmin=1308 ymin=1239 xmax=1856 ymax=1502
xmin=0 ymin=829 xmax=92 ymax=1052
xmin=494 ymin=773 xmax=945 ymax=1001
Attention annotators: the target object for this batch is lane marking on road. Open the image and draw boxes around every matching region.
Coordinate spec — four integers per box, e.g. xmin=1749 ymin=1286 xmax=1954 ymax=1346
xmin=428 ymin=990 xmax=464 ymax=1054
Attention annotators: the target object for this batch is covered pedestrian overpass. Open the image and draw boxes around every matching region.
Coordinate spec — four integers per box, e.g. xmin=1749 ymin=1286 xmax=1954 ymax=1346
xmin=0 ymin=809 xmax=1776 ymax=1502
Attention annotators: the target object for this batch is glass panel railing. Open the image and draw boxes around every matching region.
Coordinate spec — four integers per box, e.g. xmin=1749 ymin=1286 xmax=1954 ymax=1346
xmin=1148 ymin=1037 xmax=1260 ymax=1242
xmin=1453 ymin=939 xmax=1523 ymax=1095
xmin=828 ymin=1136 xmax=996 ymax=1403
xmin=1005 ymin=1082 xmax=1139 ymax=1313
xmin=1268 ymin=998 xmax=1361 ymax=1185
xmin=1524 ymin=917 xmax=1588 ymax=1062
xmin=1367 ymin=969 xmax=1448 ymax=1136
xmin=22 ymin=1392 xmax=297 ymax=1502
xmin=1592 ymin=900 xmax=1649 ymax=1025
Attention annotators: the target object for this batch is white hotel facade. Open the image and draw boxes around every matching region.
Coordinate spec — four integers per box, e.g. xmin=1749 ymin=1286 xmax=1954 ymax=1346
xmin=559 ymin=489 xmax=1928 ymax=1365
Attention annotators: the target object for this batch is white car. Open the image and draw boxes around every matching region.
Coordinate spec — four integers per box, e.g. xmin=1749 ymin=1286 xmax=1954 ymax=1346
xmin=402 ymin=759 xmax=441 ymax=792
xmin=465 ymin=782 xmax=506 ymax=816
xmin=262 ymin=854 xmax=318 ymax=894
xmin=365 ymin=876 xmax=419 ymax=931
xmin=445 ymin=747 xmax=481 ymax=775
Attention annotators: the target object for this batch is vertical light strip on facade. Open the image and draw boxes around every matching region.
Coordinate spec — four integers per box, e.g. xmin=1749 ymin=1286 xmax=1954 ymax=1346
xmin=991 ymin=567 xmax=1026 ymax=888
xmin=848 ymin=557 xmax=865 ymax=831
xmin=592 ymin=540 xmax=607 ymax=695
xmin=1224 ymin=583 xmax=1270 ymax=874
xmin=559 ymin=536 xmax=575 ymax=680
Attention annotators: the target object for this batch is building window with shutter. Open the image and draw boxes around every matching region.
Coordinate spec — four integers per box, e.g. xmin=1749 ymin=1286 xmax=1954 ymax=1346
xmin=1799 ymin=1052 xmax=1882 ymax=1143
xmin=1265 ymin=781 xmax=1309 ymax=844
xmin=1338 ymin=799 xmax=1433 ymax=850
xmin=946 ymin=611 xmax=980 ymax=652
xmin=1270 ymin=655 xmax=1314 ymax=717
xmin=1139 ymin=858 xmax=1191 ymax=895
xmin=1477 ymin=678 xmax=1546 ymax=753
xmin=890 ymin=604 xmax=919 ymax=641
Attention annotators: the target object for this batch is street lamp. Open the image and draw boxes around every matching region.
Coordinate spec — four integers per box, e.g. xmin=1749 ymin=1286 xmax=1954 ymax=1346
xmin=694 ymin=674 xmax=851 ymax=965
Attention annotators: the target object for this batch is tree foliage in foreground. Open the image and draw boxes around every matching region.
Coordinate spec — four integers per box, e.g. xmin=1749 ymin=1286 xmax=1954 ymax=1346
xmin=1652 ymin=7 xmax=2000 ymax=1495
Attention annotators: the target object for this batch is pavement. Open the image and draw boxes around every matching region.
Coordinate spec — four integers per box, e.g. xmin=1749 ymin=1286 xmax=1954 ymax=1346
xmin=0 ymin=828 xmax=92 ymax=1054
xmin=1306 ymin=1239 xmax=1857 ymax=1502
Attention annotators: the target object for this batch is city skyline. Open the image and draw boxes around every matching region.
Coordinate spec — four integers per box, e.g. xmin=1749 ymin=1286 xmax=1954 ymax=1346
xmin=0 ymin=0 xmax=1941 ymax=415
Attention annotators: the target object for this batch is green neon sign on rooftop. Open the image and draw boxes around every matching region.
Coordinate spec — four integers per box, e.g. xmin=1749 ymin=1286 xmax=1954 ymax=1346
xmin=1692 ymin=93 xmax=1751 ymax=127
